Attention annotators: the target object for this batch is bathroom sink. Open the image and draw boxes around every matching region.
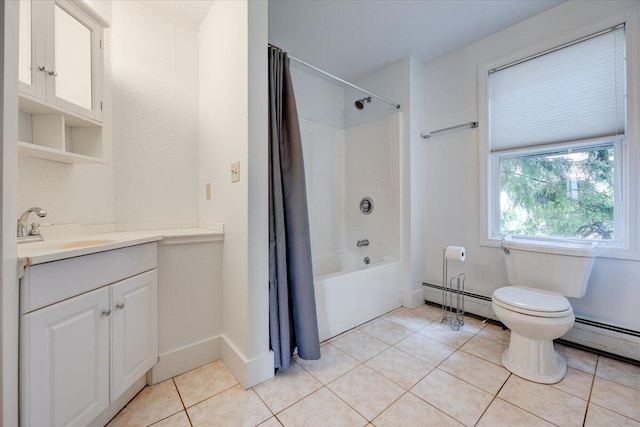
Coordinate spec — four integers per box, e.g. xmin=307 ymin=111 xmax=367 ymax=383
xmin=17 ymin=233 xmax=163 ymax=266
xmin=18 ymin=238 xmax=119 ymax=253
xmin=58 ymin=239 xmax=117 ymax=249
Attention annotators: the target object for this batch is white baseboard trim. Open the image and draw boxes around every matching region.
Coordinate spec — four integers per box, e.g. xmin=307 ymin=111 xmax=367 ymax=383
xmin=423 ymin=283 xmax=640 ymax=362
xmin=404 ymin=285 xmax=426 ymax=309
xmin=220 ymin=334 xmax=274 ymax=389
xmin=148 ymin=336 xmax=221 ymax=384
xmin=88 ymin=376 xmax=146 ymax=427
xmin=245 ymin=349 xmax=275 ymax=388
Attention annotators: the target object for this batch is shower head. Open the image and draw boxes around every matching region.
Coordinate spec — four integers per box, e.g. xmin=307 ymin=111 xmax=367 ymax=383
xmin=354 ymin=97 xmax=372 ymax=110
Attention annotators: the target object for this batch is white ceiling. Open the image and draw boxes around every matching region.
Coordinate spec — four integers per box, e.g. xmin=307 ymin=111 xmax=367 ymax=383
xmin=128 ymin=0 xmax=214 ymax=30
xmin=138 ymin=0 xmax=565 ymax=80
xmin=269 ymin=0 xmax=565 ymax=80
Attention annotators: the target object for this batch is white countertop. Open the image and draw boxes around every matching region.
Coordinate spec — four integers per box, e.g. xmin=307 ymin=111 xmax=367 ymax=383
xmin=18 ymin=228 xmax=224 ymax=266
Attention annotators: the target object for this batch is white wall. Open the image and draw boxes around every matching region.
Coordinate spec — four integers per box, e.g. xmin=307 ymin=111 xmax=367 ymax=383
xmin=199 ymin=0 xmax=271 ymax=388
xmin=17 ymin=154 xmax=115 ymax=226
xmin=17 ymin=2 xmax=113 ymax=228
xmin=409 ymin=57 xmax=427 ymax=308
xmin=111 ymin=2 xmax=198 ymax=226
xmin=291 ymin=67 xmax=347 ymax=258
xmin=17 ymin=1 xmax=201 ymax=230
xmin=291 ymin=66 xmax=345 ymax=129
xmin=2 ymin=2 xmax=20 ymax=425
xmin=422 ymin=0 xmax=640 ymax=332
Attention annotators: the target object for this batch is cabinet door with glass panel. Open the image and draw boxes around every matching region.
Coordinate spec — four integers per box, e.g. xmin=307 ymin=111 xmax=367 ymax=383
xmin=19 ymin=0 xmax=107 ymax=122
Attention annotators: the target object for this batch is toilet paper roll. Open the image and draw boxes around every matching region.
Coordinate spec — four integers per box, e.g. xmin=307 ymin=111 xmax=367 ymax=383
xmin=445 ymin=246 xmax=466 ymax=262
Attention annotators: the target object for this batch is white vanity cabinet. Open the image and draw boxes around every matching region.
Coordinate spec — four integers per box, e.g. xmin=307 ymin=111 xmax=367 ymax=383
xmin=18 ymin=0 xmax=109 ymax=163
xmin=20 ymin=243 xmax=158 ymax=427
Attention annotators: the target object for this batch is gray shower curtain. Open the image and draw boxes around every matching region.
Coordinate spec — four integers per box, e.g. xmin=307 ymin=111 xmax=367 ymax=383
xmin=268 ymin=46 xmax=321 ymax=369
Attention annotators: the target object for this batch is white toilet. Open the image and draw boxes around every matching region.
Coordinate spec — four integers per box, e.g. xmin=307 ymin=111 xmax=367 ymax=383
xmin=491 ymin=237 xmax=596 ymax=384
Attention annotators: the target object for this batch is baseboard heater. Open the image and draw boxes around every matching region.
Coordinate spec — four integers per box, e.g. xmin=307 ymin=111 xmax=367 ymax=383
xmin=422 ymin=282 xmax=640 ymax=364
xmin=422 ymin=282 xmax=492 ymax=303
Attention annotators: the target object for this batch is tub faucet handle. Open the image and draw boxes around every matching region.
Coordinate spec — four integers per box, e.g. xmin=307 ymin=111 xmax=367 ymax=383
xmin=357 ymin=239 xmax=369 ymax=247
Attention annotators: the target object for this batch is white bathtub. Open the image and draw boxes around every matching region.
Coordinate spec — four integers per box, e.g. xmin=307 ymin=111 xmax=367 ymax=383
xmin=313 ymin=251 xmax=401 ymax=342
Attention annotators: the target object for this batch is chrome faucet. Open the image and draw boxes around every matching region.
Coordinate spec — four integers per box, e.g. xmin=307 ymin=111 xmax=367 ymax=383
xmin=17 ymin=207 xmax=47 ymax=243
xmin=357 ymin=239 xmax=369 ymax=247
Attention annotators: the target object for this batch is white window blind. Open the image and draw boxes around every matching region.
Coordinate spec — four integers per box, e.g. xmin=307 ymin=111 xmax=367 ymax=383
xmin=489 ymin=26 xmax=626 ymax=152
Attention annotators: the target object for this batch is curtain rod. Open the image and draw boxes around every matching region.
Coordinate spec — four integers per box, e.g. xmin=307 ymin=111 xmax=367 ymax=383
xmin=489 ymin=23 xmax=624 ymax=74
xmin=269 ymin=44 xmax=401 ymax=109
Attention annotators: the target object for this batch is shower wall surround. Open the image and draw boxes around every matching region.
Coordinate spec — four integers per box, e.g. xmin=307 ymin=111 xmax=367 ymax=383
xmin=299 ymin=119 xmax=347 ymax=258
xmin=292 ymin=65 xmax=402 ymax=340
xmin=292 ymin=67 xmax=400 ymax=261
xmin=345 ymin=115 xmax=400 ymax=260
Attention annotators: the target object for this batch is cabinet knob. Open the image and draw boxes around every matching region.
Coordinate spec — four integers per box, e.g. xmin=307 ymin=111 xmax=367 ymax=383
xmin=102 ymin=309 xmax=111 ymax=317
xmin=48 ymin=70 xmax=58 ymax=77
xmin=38 ymin=65 xmax=48 ymax=73
xmin=115 ymin=302 xmax=125 ymax=310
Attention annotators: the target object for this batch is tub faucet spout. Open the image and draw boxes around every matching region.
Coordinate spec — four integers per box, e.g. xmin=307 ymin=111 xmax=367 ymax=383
xmin=357 ymin=239 xmax=369 ymax=247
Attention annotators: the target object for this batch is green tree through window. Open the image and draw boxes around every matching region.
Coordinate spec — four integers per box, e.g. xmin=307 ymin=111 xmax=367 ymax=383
xmin=499 ymin=145 xmax=614 ymax=240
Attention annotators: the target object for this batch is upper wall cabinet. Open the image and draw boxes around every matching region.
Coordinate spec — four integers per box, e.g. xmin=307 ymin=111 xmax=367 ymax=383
xmin=19 ymin=0 xmax=108 ymax=123
xmin=19 ymin=0 xmax=109 ymax=163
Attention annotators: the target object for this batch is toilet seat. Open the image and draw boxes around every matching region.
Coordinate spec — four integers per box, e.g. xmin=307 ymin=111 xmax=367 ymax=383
xmin=493 ymin=286 xmax=572 ymax=318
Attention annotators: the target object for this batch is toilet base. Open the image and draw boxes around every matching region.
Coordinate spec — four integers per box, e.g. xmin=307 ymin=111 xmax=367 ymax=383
xmin=501 ymin=332 xmax=567 ymax=384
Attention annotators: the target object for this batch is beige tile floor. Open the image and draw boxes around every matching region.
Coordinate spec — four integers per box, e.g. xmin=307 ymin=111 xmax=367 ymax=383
xmin=107 ymin=304 xmax=640 ymax=427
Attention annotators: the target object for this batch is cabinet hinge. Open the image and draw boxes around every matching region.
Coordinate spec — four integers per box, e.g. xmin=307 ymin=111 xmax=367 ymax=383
xmin=100 ymin=39 xmax=103 ymax=50
xmin=100 ymin=101 xmax=103 ymax=111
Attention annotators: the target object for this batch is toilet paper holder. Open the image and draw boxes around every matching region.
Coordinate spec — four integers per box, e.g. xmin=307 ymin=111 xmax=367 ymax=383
xmin=442 ymin=247 xmax=467 ymax=331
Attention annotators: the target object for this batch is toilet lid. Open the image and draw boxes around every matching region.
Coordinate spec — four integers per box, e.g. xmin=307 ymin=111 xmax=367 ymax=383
xmin=493 ymin=286 xmax=571 ymax=313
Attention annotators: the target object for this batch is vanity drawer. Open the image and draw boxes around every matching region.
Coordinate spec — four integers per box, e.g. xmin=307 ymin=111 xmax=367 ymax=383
xmin=20 ymin=243 xmax=157 ymax=314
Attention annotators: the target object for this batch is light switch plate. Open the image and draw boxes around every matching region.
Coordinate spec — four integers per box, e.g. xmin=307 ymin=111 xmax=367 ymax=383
xmin=231 ymin=161 xmax=240 ymax=183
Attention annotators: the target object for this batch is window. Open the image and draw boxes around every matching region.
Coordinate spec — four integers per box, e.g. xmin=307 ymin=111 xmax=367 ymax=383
xmin=495 ymin=140 xmax=619 ymax=241
xmin=482 ymin=23 xmax=631 ymax=248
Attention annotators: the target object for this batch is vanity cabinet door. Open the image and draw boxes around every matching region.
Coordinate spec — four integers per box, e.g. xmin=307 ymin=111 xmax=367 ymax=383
xmin=21 ymin=286 xmax=110 ymax=427
xmin=110 ymin=270 xmax=158 ymax=401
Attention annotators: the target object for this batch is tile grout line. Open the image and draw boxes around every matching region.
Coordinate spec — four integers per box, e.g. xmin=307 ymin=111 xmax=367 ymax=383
xmin=405 ymin=388 xmax=471 ymax=426
xmin=171 ymin=377 xmax=193 ymax=427
xmin=322 ymin=383 xmax=373 ymax=424
xmin=179 ymin=381 xmax=240 ymax=411
xmin=232 ymin=308 xmax=633 ymax=425
xmin=250 ymin=383 xmax=276 ymax=419
xmin=251 ymin=370 xmax=325 ymax=422
xmin=369 ymin=389 xmax=411 ymax=425
xmin=112 ymin=305 xmax=640 ymax=426
xmin=472 ymin=373 xmax=512 ymax=427
xmin=581 ymin=355 xmax=599 ymax=427
xmin=585 ymin=357 xmax=640 ymax=423
xmin=497 ymin=374 xmax=574 ymax=426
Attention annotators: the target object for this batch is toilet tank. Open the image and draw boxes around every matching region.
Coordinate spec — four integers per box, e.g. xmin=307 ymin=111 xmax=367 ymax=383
xmin=502 ymin=237 xmax=596 ymax=298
